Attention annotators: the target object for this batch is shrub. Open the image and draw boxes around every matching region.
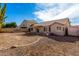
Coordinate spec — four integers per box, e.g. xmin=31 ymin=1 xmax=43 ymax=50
xmin=3 ymin=22 xmax=17 ymax=28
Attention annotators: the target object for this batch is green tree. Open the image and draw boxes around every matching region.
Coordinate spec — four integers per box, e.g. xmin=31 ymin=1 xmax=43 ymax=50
xmin=0 ymin=3 xmax=7 ymax=30
xmin=10 ymin=22 xmax=17 ymax=28
xmin=4 ymin=22 xmax=17 ymax=28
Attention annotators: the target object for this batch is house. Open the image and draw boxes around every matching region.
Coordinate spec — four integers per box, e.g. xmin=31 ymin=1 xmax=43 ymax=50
xmin=19 ymin=20 xmax=37 ymax=32
xmin=68 ymin=25 xmax=79 ymax=36
xmin=19 ymin=18 xmax=79 ymax=36
xmin=33 ymin=18 xmax=70 ymax=36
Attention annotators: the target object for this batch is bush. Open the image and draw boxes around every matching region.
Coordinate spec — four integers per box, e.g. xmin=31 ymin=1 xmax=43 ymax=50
xmin=3 ymin=22 xmax=17 ymax=28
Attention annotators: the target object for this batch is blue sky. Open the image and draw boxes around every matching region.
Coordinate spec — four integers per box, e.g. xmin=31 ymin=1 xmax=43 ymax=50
xmin=4 ymin=3 xmax=79 ymax=25
xmin=5 ymin=3 xmax=37 ymax=25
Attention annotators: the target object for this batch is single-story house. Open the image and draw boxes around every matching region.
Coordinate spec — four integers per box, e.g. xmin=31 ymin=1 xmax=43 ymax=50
xmin=18 ymin=20 xmax=37 ymax=32
xmin=19 ymin=18 xmax=79 ymax=36
xmin=33 ymin=18 xmax=70 ymax=36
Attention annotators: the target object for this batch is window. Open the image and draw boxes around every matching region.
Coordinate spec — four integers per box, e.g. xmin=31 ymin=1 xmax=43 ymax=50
xmin=57 ymin=26 xmax=61 ymax=30
xmin=63 ymin=27 xmax=64 ymax=31
xmin=57 ymin=26 xmax=59 ymax=30
xmin=59 ymin=27 xmax=61 ymax=30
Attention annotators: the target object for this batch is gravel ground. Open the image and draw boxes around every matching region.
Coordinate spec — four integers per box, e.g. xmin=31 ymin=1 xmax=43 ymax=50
xmin=0 ymin=32 xmax=39 ymax=50
xmin=0 ymin=33 xmax=79 ymax=56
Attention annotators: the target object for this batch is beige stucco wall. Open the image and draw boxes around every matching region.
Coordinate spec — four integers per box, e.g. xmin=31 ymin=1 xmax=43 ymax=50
xmin=50 ymin=23 xmax=65 ymax=36
xmin=68 ymin=27 xmax=79 ymax=36
xmin=34 ymin=23 xmax=66 ymax=36
xmin=33 ymin=27 xmax=44 ymax=33
xmin=49 ymin=19 xmax=70 ymax=36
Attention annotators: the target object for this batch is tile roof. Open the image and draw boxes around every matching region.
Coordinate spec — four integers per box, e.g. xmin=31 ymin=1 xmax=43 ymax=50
xmin=34 ymin=18 xmax=69 ymax=27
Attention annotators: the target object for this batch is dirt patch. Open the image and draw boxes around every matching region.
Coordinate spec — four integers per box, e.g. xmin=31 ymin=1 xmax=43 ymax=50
xmin=0 ymin=35 xmax=79 ymax=56
xmin=0 ymin=32 xmax=40 ymax=50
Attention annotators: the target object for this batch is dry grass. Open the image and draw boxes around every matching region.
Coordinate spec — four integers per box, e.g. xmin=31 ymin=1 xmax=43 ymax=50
xmin=0 ymin=28 xmax=15 ymax=33
xmin=0 ymin=33 xmax=79 ymax=56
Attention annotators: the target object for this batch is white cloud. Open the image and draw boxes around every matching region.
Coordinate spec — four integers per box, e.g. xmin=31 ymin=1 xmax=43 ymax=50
xmin=52 ymin=4 xmax=79 ymax=20
xmin=34 ymin=3 xmax=79 ymax=25
xmin=34 ymin=3 xmax=73 ymax=21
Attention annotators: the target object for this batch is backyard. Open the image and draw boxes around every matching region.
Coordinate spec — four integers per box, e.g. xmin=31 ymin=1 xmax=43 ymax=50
xmin=0 ymin=32 xmax=40 ymax=50
xmin=0 ymin=32 xmax=79 ymax=55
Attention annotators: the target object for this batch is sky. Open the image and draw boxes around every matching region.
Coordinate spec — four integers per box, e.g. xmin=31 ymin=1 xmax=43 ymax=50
xmin=4 ymin=3 xmax=79 ymax=25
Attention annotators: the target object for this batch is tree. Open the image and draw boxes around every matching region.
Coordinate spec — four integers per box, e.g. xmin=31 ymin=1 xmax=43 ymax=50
xmin=3 ymin=22 xmax=17 ymax=28
xmin=0 ymin=3 xmax=7 ymax=30
xmin=10 ymin=22 xmax=17 ymax=28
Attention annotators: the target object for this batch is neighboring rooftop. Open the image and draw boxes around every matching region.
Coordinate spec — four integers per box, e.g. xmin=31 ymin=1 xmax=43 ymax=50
xmin=20 ymin=20 xmax=37 ymax=25
xmin=22 ymin=20 xmax=37 ymax=23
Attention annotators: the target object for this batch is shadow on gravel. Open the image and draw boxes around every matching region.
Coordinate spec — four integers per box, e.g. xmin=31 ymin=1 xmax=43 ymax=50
xmin=15 ymin=32 xmax=29 ymax=36
xmin=25 ymin=32 xmax=38 ymax=36
xmin=16 ymin=32 xmax=37 ymax=37
xmin=24 ymin=32 xmax=79 ymax=43
xmin=47 ymin=35 xmax=79 ymax=43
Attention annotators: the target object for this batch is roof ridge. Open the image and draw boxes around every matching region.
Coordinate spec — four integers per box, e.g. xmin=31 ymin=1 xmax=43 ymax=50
xmin=41 ymin=18 xmax=69 ymax=23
